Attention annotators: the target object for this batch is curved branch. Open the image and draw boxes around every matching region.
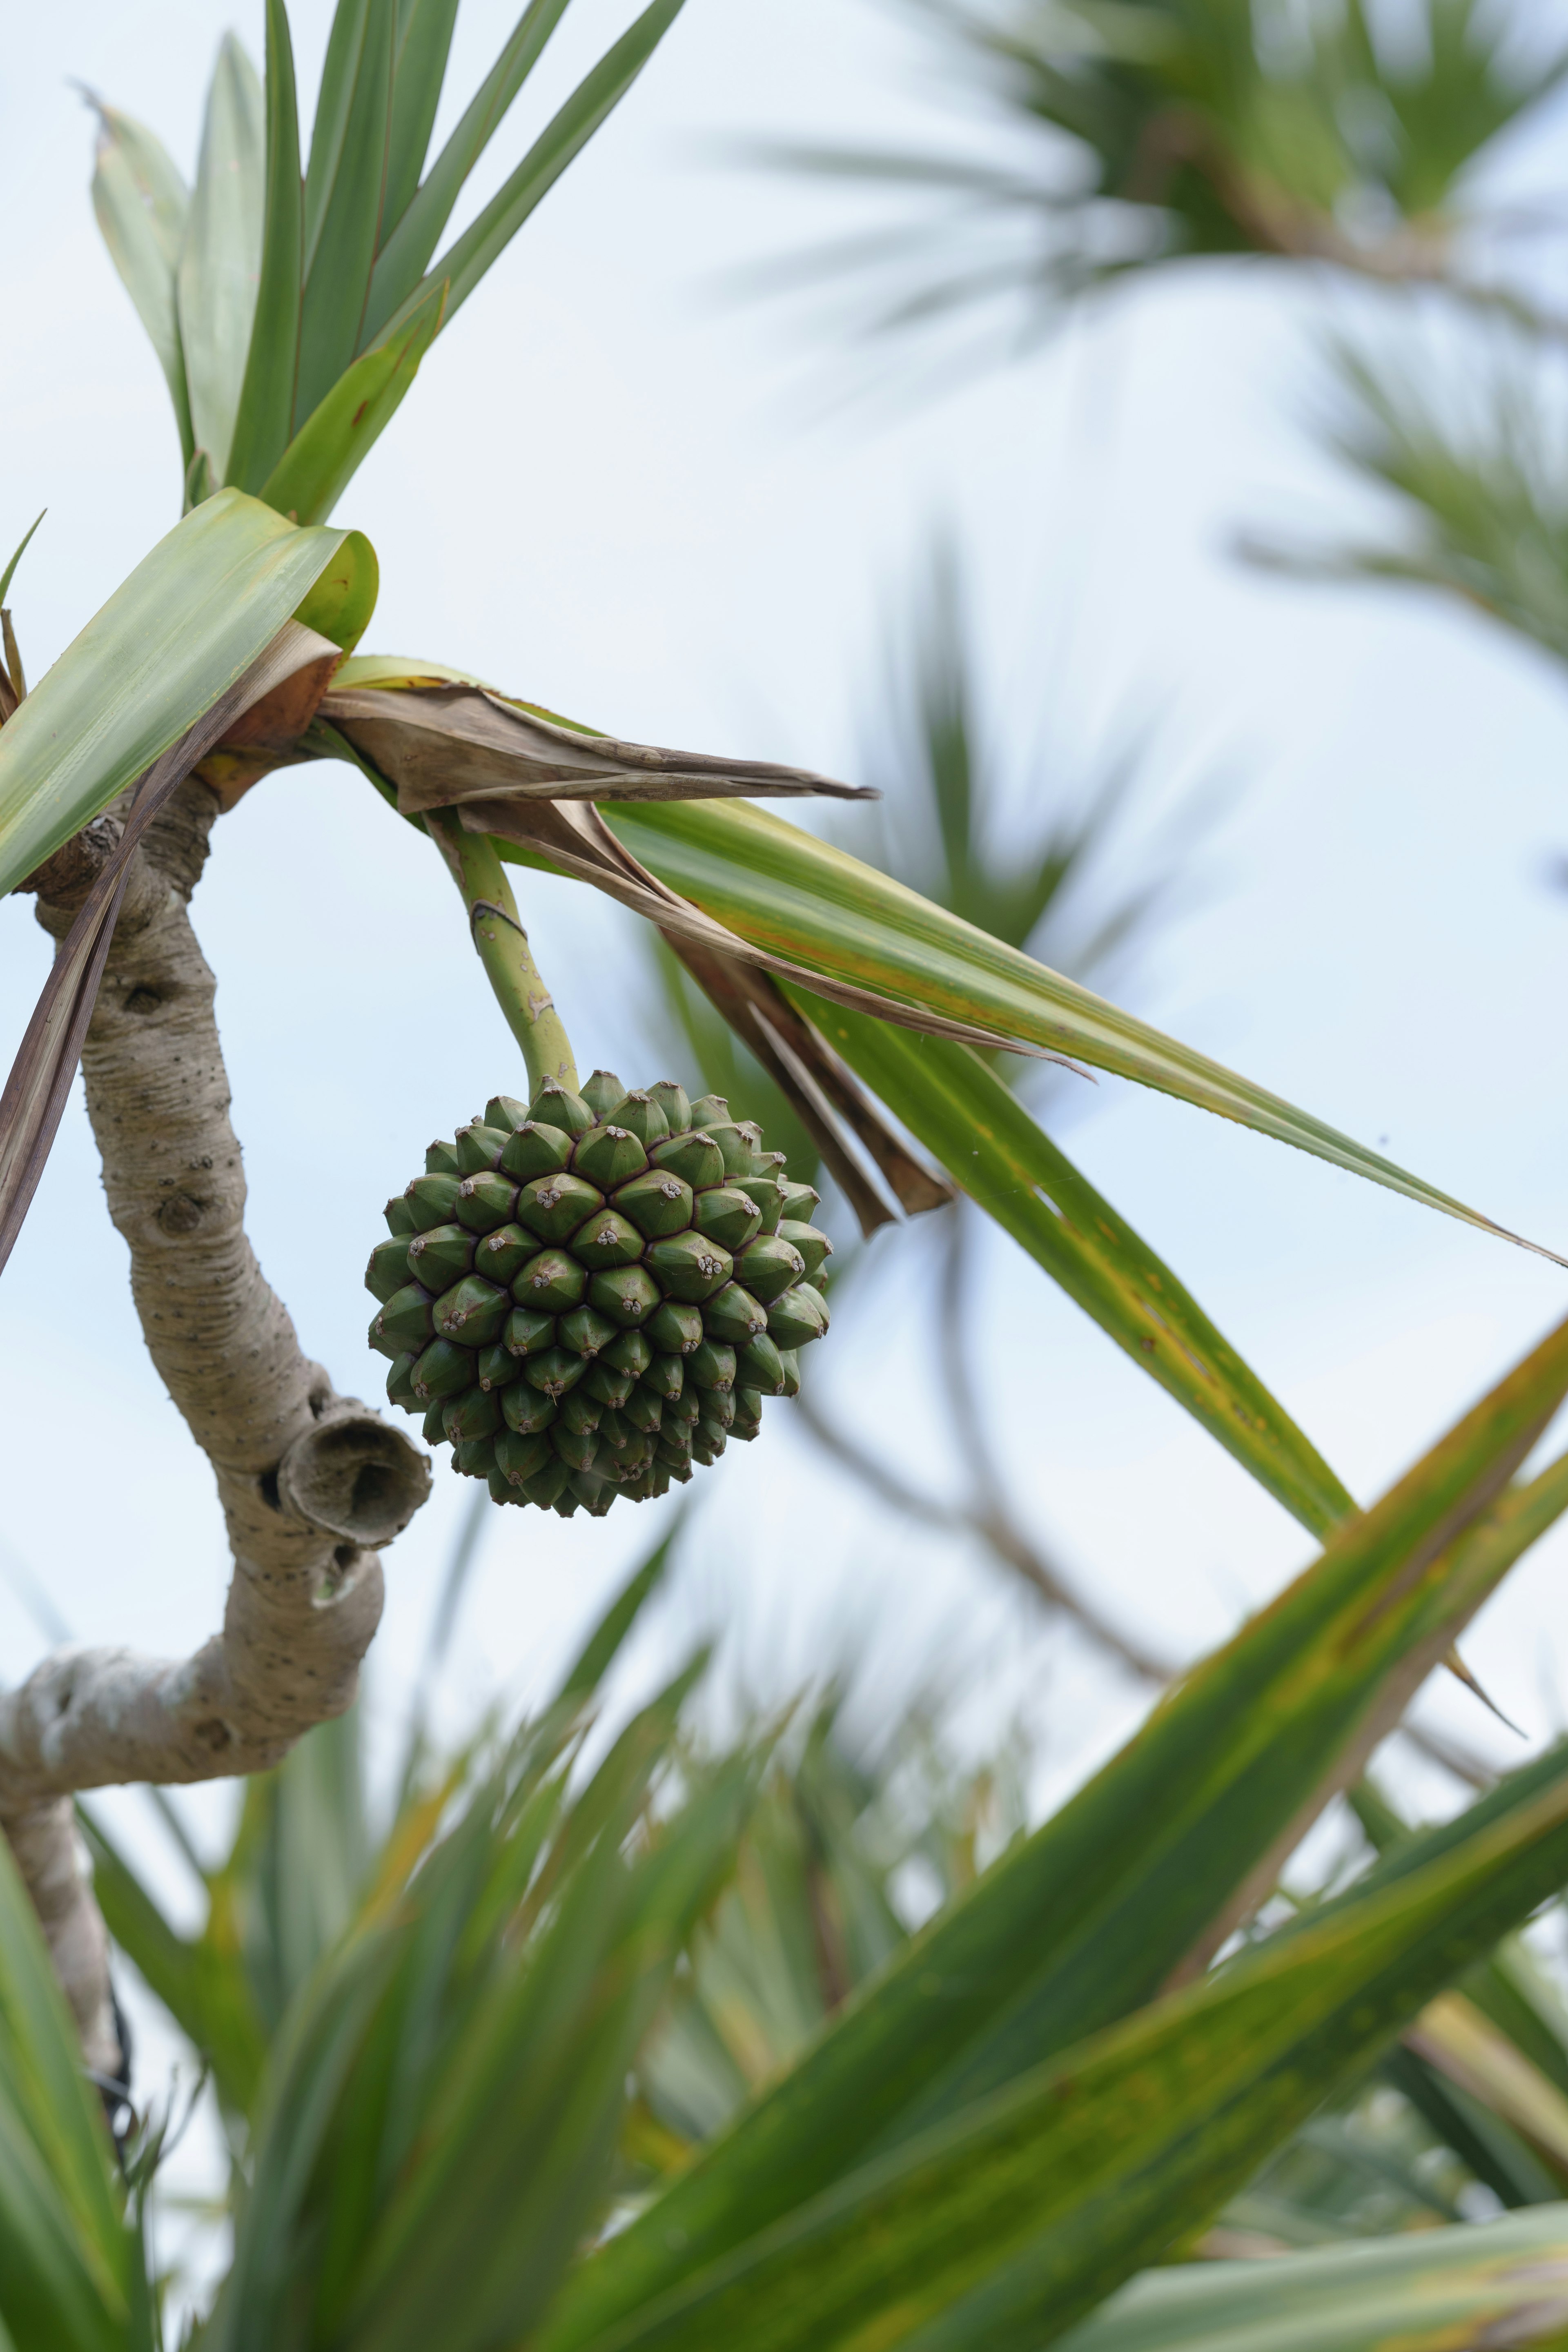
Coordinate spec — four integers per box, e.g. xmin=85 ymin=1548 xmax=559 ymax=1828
xmin=2 ymin=780 xmax=430 ymax=2059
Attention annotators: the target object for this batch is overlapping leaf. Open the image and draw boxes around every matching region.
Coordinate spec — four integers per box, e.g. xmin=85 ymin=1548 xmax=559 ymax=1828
xmin=178 ymin=34 xmax=265 ymax=486
xmin=92 ymin=0 xmax=693 ymax=521
xmin=1055 ymin=2205 xmax=1568 ymax=2352
xmin=0 ymin=1837 xmax=138 ymax=2352
xmin=0 ymin=488 xmax=370 ymax=898
xmin=552 ymin=1748 xmax=1568 ymax=2352
xmin=543 ymin=1323 xmax=1568 ymax=2348
xmin=83 ymin=1538 xmax=677 ymax=2141
xmin=363 ymin=0 xmax=572 ymax=342
xmin=205 ymin=1582 xmax=756 ymax=2352
xmin=261 ymin=280 xmax=447 ymax=529
xmin=226 ymin=0 xmax=304 ymax=495
xmin=800 ymin=1000 xmax=1354 ymax=1538
xmin=604 ymin=799 xmax=1562 ymax=1259
xmin=296 ymin=0 xmax=395 ymax=424
xmin=381 ymin=0 xmax=685 ymax=337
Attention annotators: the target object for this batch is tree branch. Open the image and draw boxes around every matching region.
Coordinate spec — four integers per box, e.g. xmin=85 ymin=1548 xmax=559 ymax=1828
xmin=3 ymin=782 xmax=430 ymax=2067
xmin=799 ymin=1201 xmax=1508 ymax=1808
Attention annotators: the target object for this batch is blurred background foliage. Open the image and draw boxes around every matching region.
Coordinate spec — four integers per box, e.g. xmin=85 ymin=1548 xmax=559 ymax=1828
xmin=746 ymin=0 xmax=1568 ymax=367
xmin=78 ymin=1509 xmax=1568 ymax=2332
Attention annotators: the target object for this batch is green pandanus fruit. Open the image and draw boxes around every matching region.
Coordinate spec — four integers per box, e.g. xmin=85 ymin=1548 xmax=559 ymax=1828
xmin=367 ymin=1072 xmax=832 ymax=1518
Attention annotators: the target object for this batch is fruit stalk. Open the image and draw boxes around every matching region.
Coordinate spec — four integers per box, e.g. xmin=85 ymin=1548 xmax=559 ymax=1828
xmin=431 ymin=813 xmax=579 ymax=1094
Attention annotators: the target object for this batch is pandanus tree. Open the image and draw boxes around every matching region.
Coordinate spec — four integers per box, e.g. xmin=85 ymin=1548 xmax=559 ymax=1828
xmin=8 ymin=2 xmax=1568 ymax=2344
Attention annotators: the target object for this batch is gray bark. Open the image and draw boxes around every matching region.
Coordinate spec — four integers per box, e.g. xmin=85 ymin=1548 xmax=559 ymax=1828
xmin=6 ymin=780 xmax=428 ymax=2069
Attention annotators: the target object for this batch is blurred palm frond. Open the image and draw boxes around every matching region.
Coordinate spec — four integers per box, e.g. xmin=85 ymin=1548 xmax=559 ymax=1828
xmin=744 ymin=0 xmax=1568 ymax=366
xmin=1250 ymin=332 xmax=1568 ymax=670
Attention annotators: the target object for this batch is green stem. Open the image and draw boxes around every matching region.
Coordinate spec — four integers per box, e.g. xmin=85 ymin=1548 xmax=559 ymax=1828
xmin=430 ymin=812 xmax=579 ymax=1095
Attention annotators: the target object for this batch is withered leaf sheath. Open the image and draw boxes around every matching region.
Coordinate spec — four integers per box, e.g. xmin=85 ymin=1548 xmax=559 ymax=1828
xmin=367 ymin=1075 xmax=832 ymax=1517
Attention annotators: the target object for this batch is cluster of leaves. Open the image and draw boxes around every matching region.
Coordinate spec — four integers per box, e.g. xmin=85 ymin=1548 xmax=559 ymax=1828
xmin=13 ymin=1303 xmax=1568 ymax=2347
xmin=91 ymin=0 xmax=683 ymax=523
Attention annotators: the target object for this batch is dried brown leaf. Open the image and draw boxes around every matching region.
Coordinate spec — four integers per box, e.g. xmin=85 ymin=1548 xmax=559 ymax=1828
xmin=461 ymin=794 xmax=1067 ymax=1065
xmin=321 ymin=682 xmax=877 ymax=805
xmin=665 ymin=935 xmax=954 ymax=1236
xmin=194 ymin=645 xmax=345 ymax=810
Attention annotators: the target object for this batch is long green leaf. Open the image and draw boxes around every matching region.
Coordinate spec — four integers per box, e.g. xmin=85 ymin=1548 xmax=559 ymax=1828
xmin=604 ymin=800 xmax=1562 ymax=1259
xmin=178 ymin=33 xmax=265 ymax=482
xmin=302 ymin=0 xmax=369 ymax=276
xmin=542 ymin=1323 xmax=1568 ymax=2351
xmin=260 ymin=276 xmax=445 ymax=526
xmin=1356 ymin=1773 xmax=1568 ymax=2109
xmin=225 ymin=0 xmax=304 ymax=493
xmin=242 ymin=1711 xmax=374 ymax=2036
xmin=76 ymin=1813 xmax=201 ymax=2031
xmin=385 ymin=0 xmax=687 ymax=337
xmin=383 ymin=0 xmax=463 ymax=236
xmin=0 ymin=489 xmax=368 ymax=898
xmin=807 ymin=1001 xmax=1354 ymax=1538
xmin=87 ymin=102 xmax=194 ymax=466
xmin=362 ymin=0 xmax=572 ymax=345
xmin=339 ymin=1755 xmax=757 ymax=2352
xmin=78 ymin=1806 xmax=269 ymax=2120
xmin=295 ymin=0 xmax=396 ymax=427
xmin=568 ymin=1755 xmax=1568 ymax=2352
xmin=1054 ymin=2204 xmax=1568 ymax=2352
xmin=0 ymin=1837 xmax=131 ymax=2351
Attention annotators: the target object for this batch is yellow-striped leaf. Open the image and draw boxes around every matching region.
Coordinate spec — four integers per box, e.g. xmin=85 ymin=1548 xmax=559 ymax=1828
xmin=799 ymin=999 xmax=1353 ymax=1538
xmin=606 ymin=800 xmax=1561 ymax=1260
xmin=542 ymin=1325 xmax=1568 ymax=2352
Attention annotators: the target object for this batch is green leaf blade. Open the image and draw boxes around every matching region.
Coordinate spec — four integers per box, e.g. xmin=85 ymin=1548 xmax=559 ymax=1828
xmin=303 ymin=0 xmax=370 ymax=275
xmin=606 ymin=800 xmax=1562 ymax=1260
xmin=260 ymin=278 xmax=444 ymax=525
xmin=178 ymin=33 xmax=266 ymax=483
xmin=0 ymin=514 xmax=45 ymax=612
xmin=804 ymin=1000 xmax=1355 ymax=1539
xmin=87 ymin=102 xmax=194 ymax=464
xmin=383 ymin=0 xmax=462 ymax=234
xmin=295 ymin=0 xmax=396 ymax=428
xmin=388 ymin=0 xmax=687 ymax=336
xmin=542 ymin=1319 xmax=1568 ymax=2350
xmin=77 ymin=1806 xmax=269 ymax=2118
xmin=361 ymin=0 xmax=572 ymax=346
xmin=0 ymin=1838 xmax=131 ymax=2351
xmin=0 ymin=489 xmax=363 ymax=899
xmin=225 ymin=0 xmax=304 ymax=494
xmin=573 ymin=1754 xmax=1568 ymax=2352
xmin=1054 ymin=2205 xmax=1568 ymax=2352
